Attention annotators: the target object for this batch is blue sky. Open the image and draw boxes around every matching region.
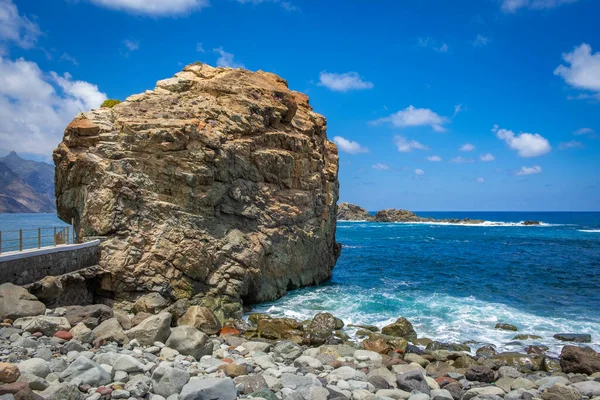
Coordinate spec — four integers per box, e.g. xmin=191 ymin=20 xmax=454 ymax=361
xmin=0 ymin=0 xmax=599 ymax=211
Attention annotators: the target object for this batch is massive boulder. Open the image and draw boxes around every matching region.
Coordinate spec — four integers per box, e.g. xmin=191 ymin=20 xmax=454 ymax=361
xmin=54 ymin=63 xmax=341 ymax=319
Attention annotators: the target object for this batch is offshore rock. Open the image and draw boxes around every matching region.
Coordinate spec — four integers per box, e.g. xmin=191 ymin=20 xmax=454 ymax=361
xmin=54 ymin=63 xmax=341 ymax=319
xmin=336 ymin=202 xmax=374 ymax=221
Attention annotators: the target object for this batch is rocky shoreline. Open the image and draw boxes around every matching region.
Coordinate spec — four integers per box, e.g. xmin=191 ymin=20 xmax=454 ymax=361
xmin=337 ymin=203 xmax=541 ymax=226
xmin=1 ymin=283 xmax=599 ymax=400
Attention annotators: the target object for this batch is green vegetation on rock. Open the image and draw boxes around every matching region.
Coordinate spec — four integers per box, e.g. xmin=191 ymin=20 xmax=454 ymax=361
xmin=100 ymin=99 xmax=122 ymax=108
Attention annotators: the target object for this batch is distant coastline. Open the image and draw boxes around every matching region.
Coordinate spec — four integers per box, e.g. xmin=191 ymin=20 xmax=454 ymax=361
xmin=337 ymin=202 xmax=542 ymax=226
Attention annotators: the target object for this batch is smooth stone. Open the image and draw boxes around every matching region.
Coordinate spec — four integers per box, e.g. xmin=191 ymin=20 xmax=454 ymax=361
xmin=553 ymin=333 xmax=592 ymax=343
xmin=39 ymin=382 xmax=85 ymax=400
xmin=17 ymin=358 xmax=50 ymax=379
xmin=396 ymin=370 xmax=430 ymax=395
xmin=179 ymin=377 xmax=237 ymax=400
xmin=113 ymin=354 xmax=145 ymax=373
xmin=540 ymin=383 xmax=582 ymax=400
xmin=165 ymin=325 xmax=213 ymax=360
xmin=59 ymin=356 xmax=111 ymax=387
xmin=151 ymin=365 xmax=191 ymax=398
xmin=572 ymin=380 xmax=600 ymax=397
xmin=462 ymin=386 xmax=506 ymax=400
xmin=125 ymin=312 xmax=172 ymax=346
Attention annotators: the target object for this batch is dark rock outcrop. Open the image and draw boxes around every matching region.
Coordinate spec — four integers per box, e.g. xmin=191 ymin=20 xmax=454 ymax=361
xmin=336 ymin=202 xmax=374 ymax=221
xmin=54 ymin=63 xmax=341 ymax=319
xmin=560 ymin=345 xmax=600 ymax=374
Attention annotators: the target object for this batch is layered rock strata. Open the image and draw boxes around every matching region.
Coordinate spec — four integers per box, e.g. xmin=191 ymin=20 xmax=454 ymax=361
xmin=54 ymin=63 xmax=341 ymax=318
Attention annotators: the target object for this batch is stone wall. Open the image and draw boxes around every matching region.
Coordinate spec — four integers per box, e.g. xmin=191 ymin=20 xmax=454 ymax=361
xmin=0 ymin=240 xmax=100 ymax=285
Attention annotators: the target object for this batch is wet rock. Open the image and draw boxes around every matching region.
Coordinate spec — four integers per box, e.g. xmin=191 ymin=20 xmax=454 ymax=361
xmin=381 ymin=318 xmax=417 ymax=341
xmin=476 ymin=345 xmax=497 ymax=358
xmin=0 ymin=284 xmax=46 ymax=321
xmin=492 ymin=353 xmax=543 ymax=371
xmin=304 ymin=312 xmax=344 ymax=345
xmin=554 ymin=333 xmax=592 ymax=343
xmin=560 ymin=345 xmax=600 ymax=374
xmin=257 ymin=317 xmax=303 ymax=341
xmin=513 ymin=335 xmax=542 ymax=340
xmin=496 ymin=323 xmax=518 ymax=331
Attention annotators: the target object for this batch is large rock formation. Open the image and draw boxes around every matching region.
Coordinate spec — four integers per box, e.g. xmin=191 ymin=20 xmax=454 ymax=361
xmin=336 ymin=202 xmax=373 ymax=221
xmin=54 ymin=63 xmax=340 ymax=319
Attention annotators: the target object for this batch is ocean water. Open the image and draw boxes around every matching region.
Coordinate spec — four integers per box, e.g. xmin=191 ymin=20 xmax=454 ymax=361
xmin=0 ymin=213 xmax=70 ymax=253
xmin=252 ymin=212 xmax=600 ymax=356
xmin=2 ymin=212 xmax=599 ymax=356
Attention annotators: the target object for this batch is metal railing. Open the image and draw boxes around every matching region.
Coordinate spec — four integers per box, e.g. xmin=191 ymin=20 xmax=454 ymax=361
xmin=0 ymin=226 xmax=74 ymax=254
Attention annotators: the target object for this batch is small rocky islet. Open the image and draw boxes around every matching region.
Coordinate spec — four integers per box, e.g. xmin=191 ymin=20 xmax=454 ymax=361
xmin=1 ymin=282 xmax=599 ymax=400
xmin=337 ymin=203 xmax=541 ymax=226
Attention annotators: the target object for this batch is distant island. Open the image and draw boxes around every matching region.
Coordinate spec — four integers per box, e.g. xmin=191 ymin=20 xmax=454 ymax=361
xmin=337 ymin=202 xmax=541 ymax=225
xmin=0 ymin=151 xmax=55 ymax=213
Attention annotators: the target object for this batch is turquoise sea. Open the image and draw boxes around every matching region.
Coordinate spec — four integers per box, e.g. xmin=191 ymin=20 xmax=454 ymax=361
xmin=253 ymin=212 xmax=600 ymax=356
xmin=2 ymin=212 xmax=599 ymax=355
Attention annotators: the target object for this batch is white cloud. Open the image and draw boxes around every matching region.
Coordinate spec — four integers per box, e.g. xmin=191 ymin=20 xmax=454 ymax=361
xmin=394 ymin=135 xmax=429 ymax=153
xmin=0 ymin=0 xmax=40 ymax=49
xmin=559 ymin=140 xmax=584 ymax=150
xmin=451 ymin=156 xmax=475 ymax=164
xmin=214 ymin=47 xmax=244 ymax=68
xmin=123 ymin=39 xmax=139 ymax=52
xmin=372 ymin=163 xmax=390 ymax=171
xmin=414 ymin=169 xmax=425 ymax=176
xmin=418 ymin=37 xmax=449 ymax=53
xmin=516 ymin=165 xmax=542 ymax=176
xmin=236 ymin=0 xmax=299 ymax=11
xmin=493 ymin=125 xmax=551 ymax=157
xmin=0 ymin=56 xmax=107 ymax=158
xmin=460 ymin=143 xmax=475 ymax=152
xmin=472 ymin=35 xmax=489 ymax=47
xmin=333 ymin=136 xmax=368 ymax=154
xmin=573 ymin=127 xmax=594 ymax=136
xmin=87 ymin=0 xmax=208 ymax=16
xmin=59 ymin=53 xmax=78 ymax=66
xmin=554 ymin=44 xmax=600 ymax=98
xmin=453 ymin=104 xmax=464 ymax=117
xmin=476 ymin=177 xmax=485 ymax=183
xmin=373 ymin=105 xmax=450 ymax=132
xmin=195 ymin=42 xmax=205 ymax=52
xmin=480 ymin=153 xmax=495 ymax=161
xmin=501 ymin=0 xmax=579 ymax=13
xmin=427 ymin=155 xmax=442 ymax=162
xmin=318 ymin=71 xmax=373 ymax=92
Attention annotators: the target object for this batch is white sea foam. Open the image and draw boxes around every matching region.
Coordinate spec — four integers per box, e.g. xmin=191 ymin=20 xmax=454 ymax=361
xmin=250 ymin=287 xmax=600 ymax=356
xmin=339 ymin=220 xmax=561 ymax=227
xmin=580 ymin=229 xmax=600 ymax=233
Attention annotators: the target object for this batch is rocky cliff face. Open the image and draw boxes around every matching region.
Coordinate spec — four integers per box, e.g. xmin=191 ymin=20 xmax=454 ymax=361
xmin=54 ymin=63 xmax=341 ymax=319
